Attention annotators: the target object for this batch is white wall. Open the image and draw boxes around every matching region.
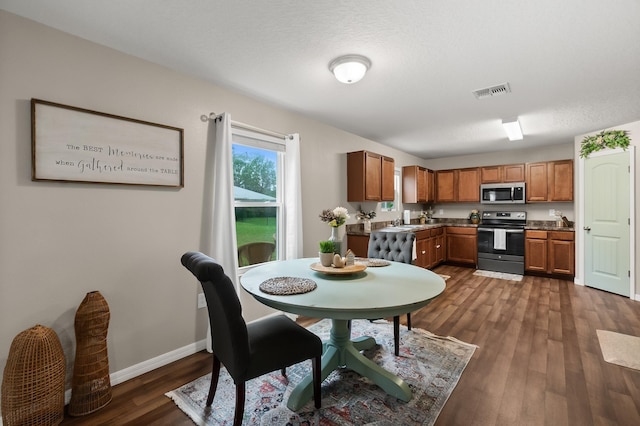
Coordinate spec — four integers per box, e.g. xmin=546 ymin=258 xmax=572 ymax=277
xmin=0 ymin=10 xmax=427 ymax=391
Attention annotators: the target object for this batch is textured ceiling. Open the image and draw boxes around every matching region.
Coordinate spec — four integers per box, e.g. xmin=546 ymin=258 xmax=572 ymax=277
xmin=2 ymin=0 xmax=640 ymax=159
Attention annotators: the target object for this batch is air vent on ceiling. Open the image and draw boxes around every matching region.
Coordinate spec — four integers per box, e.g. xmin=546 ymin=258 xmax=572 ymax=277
xmin=472 ymin=82 xmax=511 ymax=100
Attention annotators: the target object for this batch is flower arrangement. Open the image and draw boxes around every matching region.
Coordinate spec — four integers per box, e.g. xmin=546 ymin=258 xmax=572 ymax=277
xmin=469 ymin=209 xmax=479 ymax=218
xmin=580 ymin=130 xmax=630 ymax=158
xmin=356 ymin=209 xmax=376 ymax=221
xmin=319 ymin=206 xmax=350 ymax=227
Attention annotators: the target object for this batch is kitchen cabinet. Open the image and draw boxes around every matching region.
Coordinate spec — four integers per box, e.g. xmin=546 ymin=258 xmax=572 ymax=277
xmin=524 ymin=230 xmax=548 ymax=272
xmin=525 ymin=230 xmax=574 ymax=276
xmin=347 ymin=151 xmax=395 ymax=202
xmin=436 ymin=168 xmax=480 ymax=203
xmin=480 ymin=164 xmax=525 ymax=183
xmin=347 ymin=234 xmax=370 ymax=257
xmin=525 ymin=160 xmax=573 ymax=202
xmin=445 ymin=227 xmax=477 ymax=266
xmin=402 ymin=166 xmax=434 ymax=203
xmin=415 ymin=228 xmax=445 ymax=269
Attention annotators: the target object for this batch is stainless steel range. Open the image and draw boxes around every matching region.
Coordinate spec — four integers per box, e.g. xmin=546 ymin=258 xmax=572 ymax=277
xmin=477 ymin=211 xmax=526 ymax=275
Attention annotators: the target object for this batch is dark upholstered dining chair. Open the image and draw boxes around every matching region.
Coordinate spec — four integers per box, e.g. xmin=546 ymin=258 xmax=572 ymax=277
xmin=181 ymin=251 xmax=322 ymax=426
xmin=367 ymin=231 xmax=416 ymax=356
xmin=237 ymin=241 xmax=276 ymax=267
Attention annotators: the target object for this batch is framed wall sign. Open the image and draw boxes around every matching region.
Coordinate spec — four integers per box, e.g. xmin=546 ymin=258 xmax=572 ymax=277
xmin=31 ymin=99 xmax=184 ymax=187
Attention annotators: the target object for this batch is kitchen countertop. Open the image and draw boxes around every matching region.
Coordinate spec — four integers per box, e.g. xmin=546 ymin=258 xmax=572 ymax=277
xmin=346 ymin=220 xmax=574 ymax=236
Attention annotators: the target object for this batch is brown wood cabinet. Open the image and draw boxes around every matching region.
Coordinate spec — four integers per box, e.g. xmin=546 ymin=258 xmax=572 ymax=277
xmin=436 ymin=168 xmax=479 ymax=203
xmin=347 ymin=151 xmax=395 ymax=202
xmin=347 ymin=234 xmax=370 ymax=257
xmin=414 ymin=228 xmax=445 ymax=269
xmin=525 ymin=230 xmax=574 ymax=276
xmin=480 ymin=164 xmax=525 ymax=183
xmin=525 ymin=160 xmax=573 ymax=202
xmin=445 ymin=227 xmax=477 ymax=266
xmin=402 ymin=166 xmax=434 ymax=203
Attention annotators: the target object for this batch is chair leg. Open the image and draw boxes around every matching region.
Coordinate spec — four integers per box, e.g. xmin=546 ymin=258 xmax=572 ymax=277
xmin=393 ymin=316 xmax=400 ymax=356
xmin=312 ymin=355 xmax=322 ymax=408
xmin=233 ymin=382 xmax=246 ymax=426
xmin=407 ymin=312 xmax=412 ymax=330
xmin=206 ymin=355 xmax=221 ymax=406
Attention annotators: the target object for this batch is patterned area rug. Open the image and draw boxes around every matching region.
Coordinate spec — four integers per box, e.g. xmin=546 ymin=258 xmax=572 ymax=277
xmin=166 ymin=319 xmax=477 ymax=425
xmin=473 ymin=269 xmax=523 ymax=282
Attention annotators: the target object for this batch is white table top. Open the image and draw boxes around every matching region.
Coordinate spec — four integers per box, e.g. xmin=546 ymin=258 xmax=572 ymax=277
xmin=240 ymin=257 xmax=446 ymax=320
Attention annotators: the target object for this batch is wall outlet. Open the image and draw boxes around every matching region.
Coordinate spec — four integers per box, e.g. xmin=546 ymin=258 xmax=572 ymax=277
xmin=197 ymin=293 xmax=207 ymax=309
xmin=549 ymin=209 xmax=556 ymax=217
xmin=439 ymin=209 xmax=444 ymax=215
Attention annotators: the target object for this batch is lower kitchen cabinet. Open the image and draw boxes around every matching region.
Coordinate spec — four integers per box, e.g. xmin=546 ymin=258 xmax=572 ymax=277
xmin=415 ymin=228 xmax=445 ymax=269
xmin=347 ymin=234 xmax=370 ymax=257
xmin=525 ymin=230 xmax=574 ymax=276
xmin=446 ymin=227 xmax=477 ymax=266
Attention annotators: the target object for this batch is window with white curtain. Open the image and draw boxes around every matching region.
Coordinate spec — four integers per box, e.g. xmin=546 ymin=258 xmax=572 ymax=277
xmin=232 ymin=129 xmax=285 ymax=267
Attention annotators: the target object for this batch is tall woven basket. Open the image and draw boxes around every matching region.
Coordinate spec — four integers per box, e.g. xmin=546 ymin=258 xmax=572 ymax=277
xmin=68 ymin=291 xmax=112 ymax=416
xmin=1 ymin=325 xmax=65 ymax=426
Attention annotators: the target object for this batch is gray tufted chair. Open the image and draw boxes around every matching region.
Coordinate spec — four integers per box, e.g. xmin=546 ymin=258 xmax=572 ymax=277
xmin=181 ymin=251 xmax=322 ymax=425
xmin=367 ymin=231 xmax=416 ymax=356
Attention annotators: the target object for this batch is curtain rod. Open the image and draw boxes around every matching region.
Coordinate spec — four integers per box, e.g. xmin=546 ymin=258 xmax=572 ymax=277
xmin=200 ymin=112 xmax=289 ymax=140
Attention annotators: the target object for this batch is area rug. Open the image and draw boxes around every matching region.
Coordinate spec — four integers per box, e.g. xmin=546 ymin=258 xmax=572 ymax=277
xmin=166 ymin=319 xmax=477 ymax=425
xmin=472 ymin=269 xmax=523 ymax=282
xmin=597 ymin=329 xmax=640 ymax=370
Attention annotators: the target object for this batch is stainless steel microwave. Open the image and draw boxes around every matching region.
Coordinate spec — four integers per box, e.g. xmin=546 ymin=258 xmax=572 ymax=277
xmin=480 ymin=182 xmax=526 ymax=204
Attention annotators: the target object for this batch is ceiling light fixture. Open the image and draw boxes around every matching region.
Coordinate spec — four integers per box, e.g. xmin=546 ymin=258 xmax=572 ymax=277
xmin=502 ymin=118 xmax=523 ymax=141
xmin=329 ymin=55 xmax=371 ymax=84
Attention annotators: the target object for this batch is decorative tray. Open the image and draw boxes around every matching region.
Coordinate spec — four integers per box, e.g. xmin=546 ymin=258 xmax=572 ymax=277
xmin=310 ymin=262 xmax=367 ymax=275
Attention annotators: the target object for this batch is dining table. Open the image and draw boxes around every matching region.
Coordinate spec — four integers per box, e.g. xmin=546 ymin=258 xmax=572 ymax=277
xmin=240 ymin=257 xmax=446 ymax=411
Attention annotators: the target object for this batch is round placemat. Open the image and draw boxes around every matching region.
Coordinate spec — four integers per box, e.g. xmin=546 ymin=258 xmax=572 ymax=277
xmin=355 ymin=258 xmax=391 ymax=267
xmin=259 ymin=277 xmax=317 ymax=295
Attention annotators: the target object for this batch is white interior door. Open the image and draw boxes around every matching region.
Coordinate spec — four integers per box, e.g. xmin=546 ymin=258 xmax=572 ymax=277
xmin=584 ymin=150 xmax=631 ymax=297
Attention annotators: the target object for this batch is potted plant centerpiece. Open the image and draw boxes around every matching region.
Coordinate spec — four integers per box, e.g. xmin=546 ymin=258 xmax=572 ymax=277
xmin=318 ymin=240 xmax=335 ymax=267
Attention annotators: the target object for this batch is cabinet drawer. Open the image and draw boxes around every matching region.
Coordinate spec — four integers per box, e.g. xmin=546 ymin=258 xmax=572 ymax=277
xmin=446 ymin=227 xmax=476 ymax=235
xmin=548 ymin=231 xmax=574 ymax=241
xmin=430 ymin=228 xmax=444 ymax=237
xmin=526 ymin=230 xmax=548 ymax=239
xmin=414 ymin=230 xmax=430 ymax=240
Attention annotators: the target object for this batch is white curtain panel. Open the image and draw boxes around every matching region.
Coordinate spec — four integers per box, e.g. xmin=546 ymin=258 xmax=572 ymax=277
xmin=207 ymin=113 xmax=240 ymax=285
xmin=284 ymin=133 xmax=303 ymax=259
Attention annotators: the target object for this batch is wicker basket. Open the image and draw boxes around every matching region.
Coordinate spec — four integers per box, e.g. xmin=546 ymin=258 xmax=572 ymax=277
xmin=1 ymin=325 xmax=66 ymax=426
xmin=68 ymin=291 xmax=112 ymax=416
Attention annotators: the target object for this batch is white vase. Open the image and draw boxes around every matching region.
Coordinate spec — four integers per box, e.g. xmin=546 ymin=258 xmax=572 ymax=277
xmin=319 ymin=252 xmax=334 ymax=267
xmin=363 ymin=220 xmax=371 ymax=233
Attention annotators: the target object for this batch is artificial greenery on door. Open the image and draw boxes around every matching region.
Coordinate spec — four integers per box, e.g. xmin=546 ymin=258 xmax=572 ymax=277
xmin=580 ymin=130 xmax=630 ymax=158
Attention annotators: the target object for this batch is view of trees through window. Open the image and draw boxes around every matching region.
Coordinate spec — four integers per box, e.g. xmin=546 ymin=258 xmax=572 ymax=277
xmin=233 ymin=143 xmax=279 ymax=266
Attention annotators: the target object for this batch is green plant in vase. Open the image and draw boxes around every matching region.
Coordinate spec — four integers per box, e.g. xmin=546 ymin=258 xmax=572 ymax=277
xmin=318 ymin=240 xmax=335 ymax=267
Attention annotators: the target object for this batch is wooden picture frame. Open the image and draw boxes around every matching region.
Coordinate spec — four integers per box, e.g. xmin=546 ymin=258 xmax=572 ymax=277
xmin=31 ymin=99 xmax=184 ymax=187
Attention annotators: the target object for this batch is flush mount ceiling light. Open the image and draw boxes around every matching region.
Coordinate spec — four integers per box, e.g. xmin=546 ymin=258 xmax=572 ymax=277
xmin=329 ymin=55 xmax=371 ymax=84
xmin=502 ymin=118 xmax=523 ymax=141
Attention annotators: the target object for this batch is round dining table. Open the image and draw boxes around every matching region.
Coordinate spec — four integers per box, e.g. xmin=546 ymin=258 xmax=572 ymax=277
xmin=240 ymin=257 xmax=446 ymax=411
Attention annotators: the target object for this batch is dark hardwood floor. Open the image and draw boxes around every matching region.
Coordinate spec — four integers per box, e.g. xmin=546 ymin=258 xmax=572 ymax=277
xmin=61 ymin=265 xmax=640 ymax=425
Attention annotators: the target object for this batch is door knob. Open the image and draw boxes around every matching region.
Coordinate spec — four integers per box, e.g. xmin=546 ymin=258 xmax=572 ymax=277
xmin=583 ymin=226 xmax=591 ymax=231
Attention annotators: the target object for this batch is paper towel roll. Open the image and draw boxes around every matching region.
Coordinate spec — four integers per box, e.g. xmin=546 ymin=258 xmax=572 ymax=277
xmin=403 ymin=210 xmax=410 ymax=224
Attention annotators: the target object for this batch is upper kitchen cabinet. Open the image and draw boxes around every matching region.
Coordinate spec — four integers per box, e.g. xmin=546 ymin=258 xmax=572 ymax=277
xmin=347 ymin=150 xmax=395 ymax=202
xmin=402 ymin=166 xmax=434 ymax=203
xmin=480 ymin=164 xmax=525 ymax=183
xmin=436 ymin=167 xmax=480 ymax=202
xmin=526 ymin=160 xmax=573 ymax=202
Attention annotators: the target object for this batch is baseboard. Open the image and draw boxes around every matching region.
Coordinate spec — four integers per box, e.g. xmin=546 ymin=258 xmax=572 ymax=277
xmin=64 ymin=338 xmax=207 ymax=404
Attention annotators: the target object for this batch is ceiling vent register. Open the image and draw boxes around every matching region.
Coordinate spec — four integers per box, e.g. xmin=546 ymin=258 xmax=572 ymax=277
xmin=472 ymin=83 xmax=511 ymax=99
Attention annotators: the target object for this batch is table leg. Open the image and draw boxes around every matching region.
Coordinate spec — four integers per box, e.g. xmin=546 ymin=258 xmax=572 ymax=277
xmin=286 ymin=319 xmax=412 ymax=411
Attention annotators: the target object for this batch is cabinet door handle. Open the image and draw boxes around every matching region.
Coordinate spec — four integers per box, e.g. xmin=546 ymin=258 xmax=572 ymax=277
xmin=436 ymin=244 xmax=441 ymax=248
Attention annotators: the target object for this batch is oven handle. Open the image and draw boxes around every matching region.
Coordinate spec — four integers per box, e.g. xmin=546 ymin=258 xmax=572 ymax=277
xmin=478 ymin=227 xmax=524 ymax=234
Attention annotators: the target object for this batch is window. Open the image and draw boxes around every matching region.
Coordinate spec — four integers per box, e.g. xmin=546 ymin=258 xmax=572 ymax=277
xmin=232 ymin=129 xmax=285 ymax=267
xmin=381 ymin=168 xmax=401 ymax=212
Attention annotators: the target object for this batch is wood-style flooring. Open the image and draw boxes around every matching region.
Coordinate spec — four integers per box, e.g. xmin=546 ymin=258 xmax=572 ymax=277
xmin=60 ymin=265 xmax=640 ymax=425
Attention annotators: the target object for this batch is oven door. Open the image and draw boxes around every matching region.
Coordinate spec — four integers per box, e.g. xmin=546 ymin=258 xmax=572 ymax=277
xmin=477 ymin=227 xmax=524 ymax=256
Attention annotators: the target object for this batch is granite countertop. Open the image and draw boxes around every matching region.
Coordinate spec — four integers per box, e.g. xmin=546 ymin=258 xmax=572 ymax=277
xmin=347 ymin=219 xmax=574 ymax=236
